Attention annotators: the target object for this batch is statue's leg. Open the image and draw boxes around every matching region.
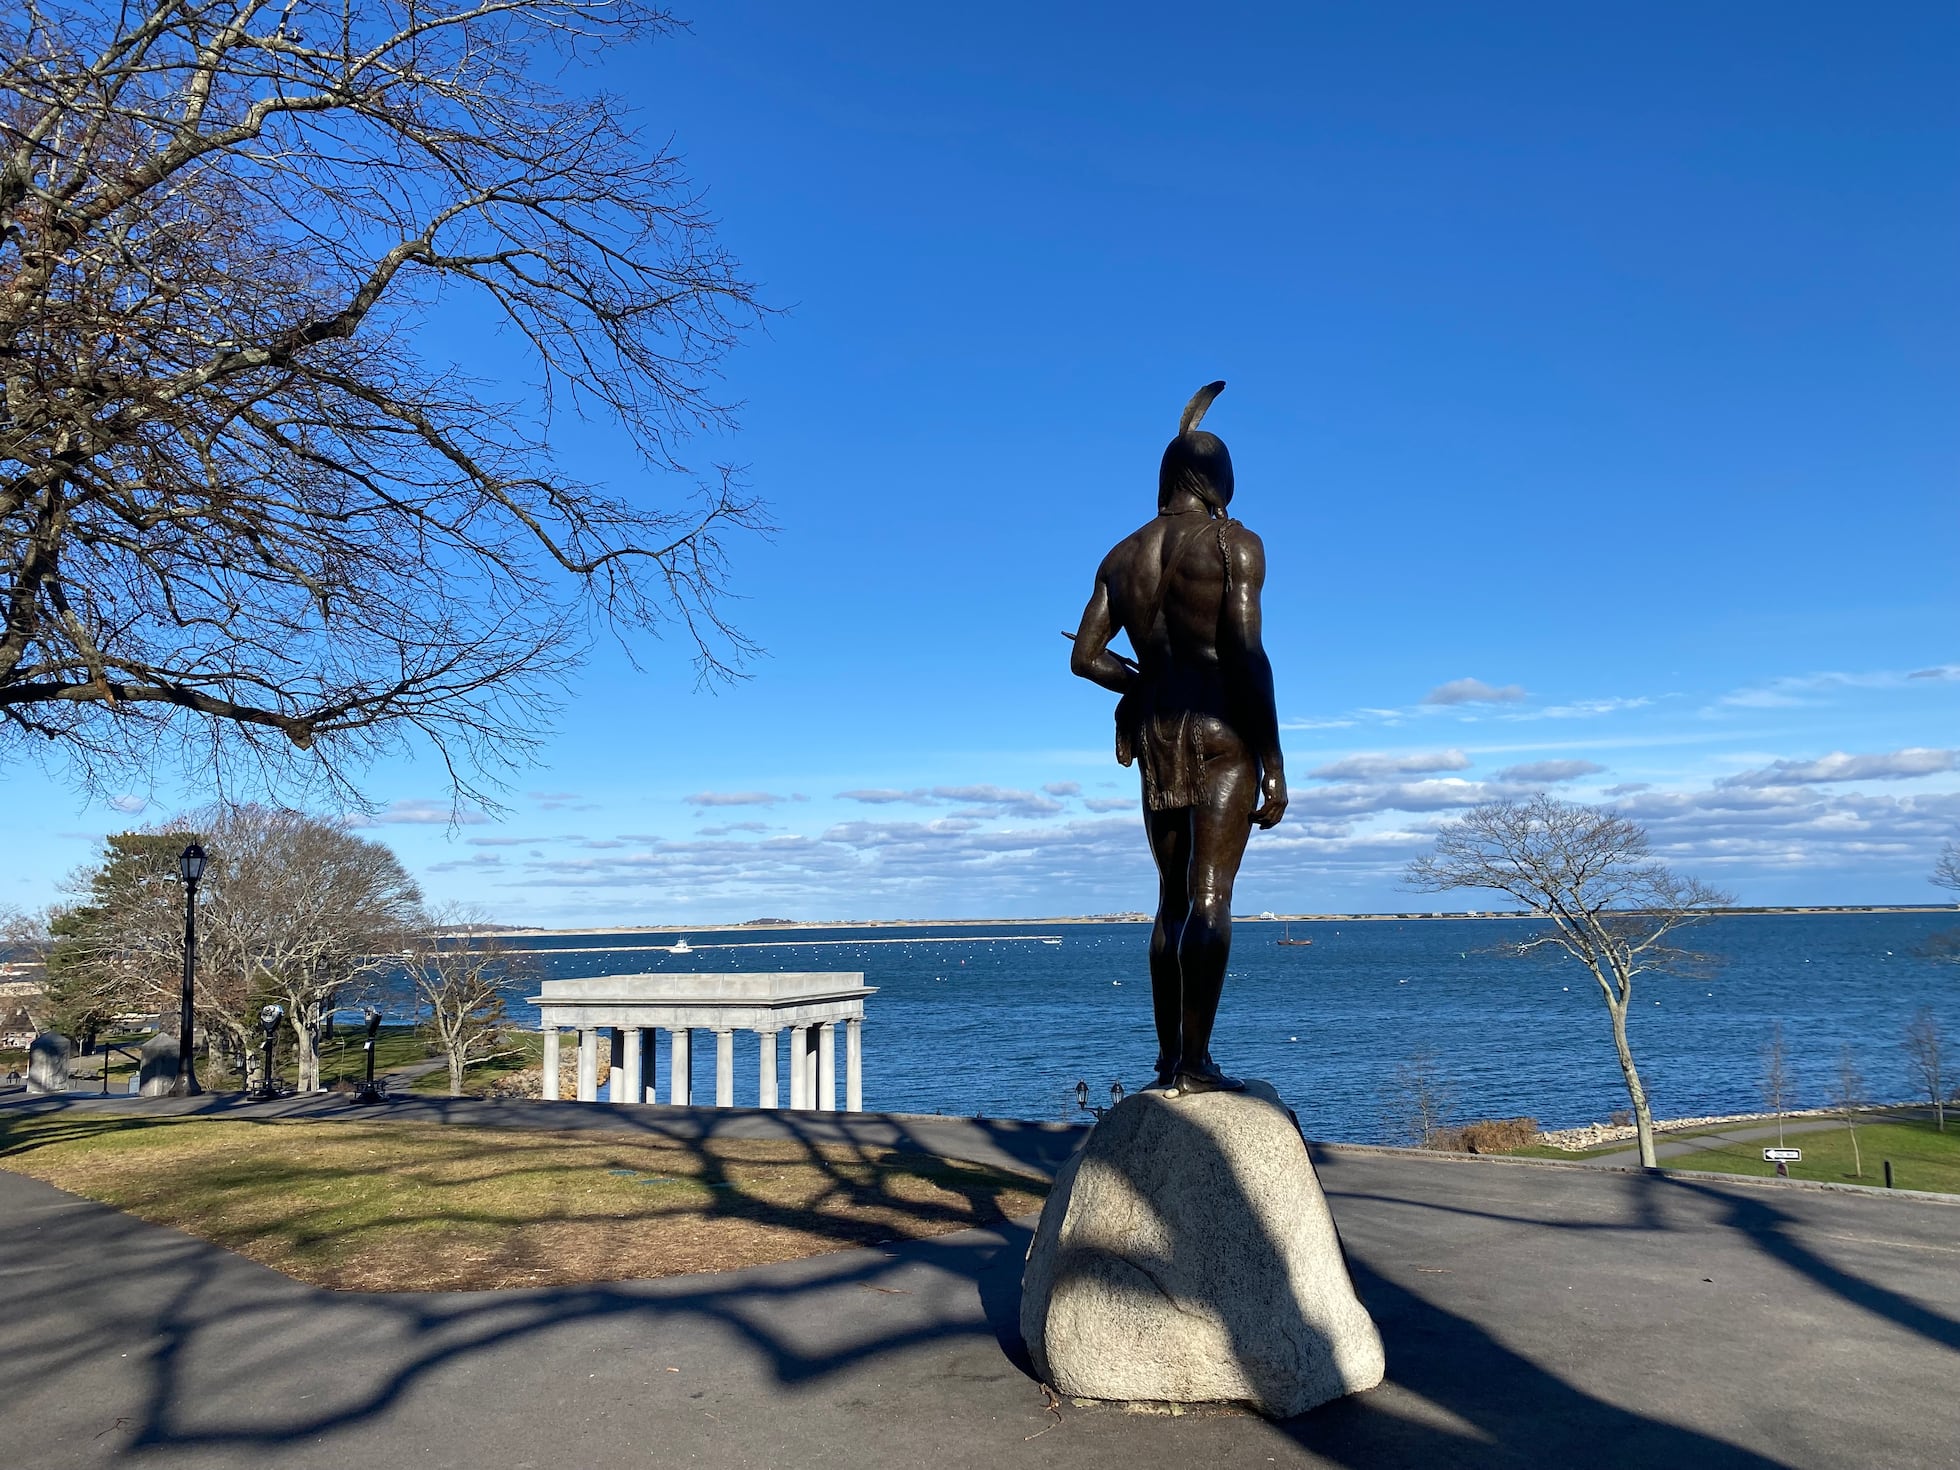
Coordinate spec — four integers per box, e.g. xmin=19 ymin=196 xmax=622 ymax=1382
xmin=1172 ymin=741 xmax=1257 ymax=1092
xmin=1144 ymin=803 xmax=1192 ymax=1086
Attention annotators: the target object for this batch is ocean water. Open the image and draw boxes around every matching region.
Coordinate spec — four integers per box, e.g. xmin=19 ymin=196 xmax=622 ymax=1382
xmin=503 ymin=913 xmax=1960 ymax=1142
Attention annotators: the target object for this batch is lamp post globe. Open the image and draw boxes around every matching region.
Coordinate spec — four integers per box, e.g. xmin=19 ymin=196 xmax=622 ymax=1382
xmin=170 ymin=842 xmax=208 ymax=1096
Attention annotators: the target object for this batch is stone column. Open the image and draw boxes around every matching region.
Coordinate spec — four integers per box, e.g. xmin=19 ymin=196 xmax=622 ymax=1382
xmin=788 ymin=1026 xmax=807 ymax=1109
xmin=576 ymin=1028 xmax=598 ymax=1103
xmin=669 ymin=1028 xmax=691 ymax=1106
xmin=620 ymin=1026 xmax=643 ymax=1108
xmin=845 ymin=1017 xmax=863 ymax=1113
xmin=608 ymin=1030 xmax=625 ymax=1102
xmin=713 ymin=1029 xmax=734 ymax=1108
xmin=817 ymin=1021 xmax=836 ymax=1113
xmin=758 ymin=1029 xmax=779 ymax=1108
xmin=639 ymin=1028 xmax=657 ymax=1104
xmin=541 ymin=1027 xmax=561 ymax=1101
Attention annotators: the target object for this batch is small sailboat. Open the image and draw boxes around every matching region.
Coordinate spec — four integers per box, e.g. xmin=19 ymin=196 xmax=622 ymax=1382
xmin=1041 ymin=937 xmax=1062 ymax=946
xmin=668 ymin=936 xmax=694 ymax=955
xmin=1277 ymin=924 xmax=1312 ymax=947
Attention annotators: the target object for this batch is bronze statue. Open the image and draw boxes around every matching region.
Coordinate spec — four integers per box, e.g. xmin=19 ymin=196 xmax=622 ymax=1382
xmin=1070 ymin=382 xmax=1286 ymax=1095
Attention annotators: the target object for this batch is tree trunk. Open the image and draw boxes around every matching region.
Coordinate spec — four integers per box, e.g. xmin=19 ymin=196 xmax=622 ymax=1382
xmin=290 ymin=1011 xmax=320 ymax=1093
xmin=449 ymin=1050 xmax=466 ymax=1097
xmin=1606 ymin=997 xmax=1657 ymax=1168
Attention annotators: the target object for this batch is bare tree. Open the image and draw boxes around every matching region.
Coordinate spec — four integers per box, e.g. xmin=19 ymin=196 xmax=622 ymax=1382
xmin=1406 ymin=796 xmax=1731 ymax=1168
xmin=1 ymin=1 xmax=768 ymax=806
xmin=1934 ymin=840 xmax=1960 ymax=899
xmin=1828 ymin=1044 xmax=1866 ymax=1178
xmin=55 ymin=805 xmax=422 ymax=1088
xmin=409 ymin=908 xmax=534 ymax=1096
xmin=1903 ymin=1006 xmax=1947 ymax=1132
xmin=191 ymin=804 xmax=422 ymax=1090
xmin=1926 ymin=842 xmax=1960 ymax=971
xmin=1759 ymin=1021 xmax=1794 ymax=1148
xmin=1379 ymin=1048 xmax=1455 ymax=1149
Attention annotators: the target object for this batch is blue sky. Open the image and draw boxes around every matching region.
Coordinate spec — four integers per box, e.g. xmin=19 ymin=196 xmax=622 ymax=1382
xmin=8 ymin=2 xmax=1959 ymax=923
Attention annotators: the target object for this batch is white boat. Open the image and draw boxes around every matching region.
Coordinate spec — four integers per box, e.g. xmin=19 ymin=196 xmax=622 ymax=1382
xmin=1041 ymin=937 xmax=1062 ymax=946
xmin=668 ymin=937 xmax=694 ymax=955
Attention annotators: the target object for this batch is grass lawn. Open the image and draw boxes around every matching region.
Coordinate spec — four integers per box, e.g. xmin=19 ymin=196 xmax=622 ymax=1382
xmin=313 ymin=1025 xmax=433 ymax=1087
xmin=408 ymin=1032 xmax=544 ymax=1095
xmin=0 ymin=1113 xmax=1047 ymax=1291
xmin=1658 ymin=1117 xmax=1960 ymax=1194
xmin=1501 ymin=1115 xmax=1960 ymax=1195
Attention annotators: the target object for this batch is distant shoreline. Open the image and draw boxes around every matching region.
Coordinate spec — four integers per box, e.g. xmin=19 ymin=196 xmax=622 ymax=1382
xmin=491 ymin=905 xmax=1957 ymax=939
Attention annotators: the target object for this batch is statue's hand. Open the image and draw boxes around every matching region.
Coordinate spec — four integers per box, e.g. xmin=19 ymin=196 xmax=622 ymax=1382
xmin=1252 ymin=772 xmax=1288 ymax=829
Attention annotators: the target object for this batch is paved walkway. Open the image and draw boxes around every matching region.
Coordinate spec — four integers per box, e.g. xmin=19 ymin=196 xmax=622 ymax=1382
xmin=3 ymin=1098 xmax=1957 ymax=1468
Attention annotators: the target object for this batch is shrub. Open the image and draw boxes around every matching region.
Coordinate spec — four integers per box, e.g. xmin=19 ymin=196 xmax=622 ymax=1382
xmin=1425 ymin=1117 xmax=1540 ymax=1154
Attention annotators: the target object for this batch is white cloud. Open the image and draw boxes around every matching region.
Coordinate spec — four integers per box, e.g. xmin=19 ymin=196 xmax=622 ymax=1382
xmin=1719 ymin=748 xmax=1960 ymax=789
xmin=1082 ymin=796 xmax=1133 ymax=813
xmin=1310 ymin=749 xmax=1471 ymax=782
xmin=366 ymin=798 xmax=487 ymax=825
xmin=1291 ymin=778 xmax=1495 ymax=819
xmin=107 ymin=794 xmax=148 ymax=813
xmin=1492 ymin=759 xmax=1607 ymax=783
xmin=837 ymin=788 xmax=930 ymax=805
xmin=1423 ymin=678 xmax=1527 ymax=706
xmin=1714 ymin=665 xmax=1953 ymax=711
xmin=1521 ymin=696 xmax=1655 ymax=721
xmin=684 ymin=791 xmax=785 ymax=808
xmin=698 ymin=821 xmax=775 ymax=836
xmin=929 ymin=784 xmax=1063 ymax=817
xmin=1043 ymin=781 xmax=1082 ymax=797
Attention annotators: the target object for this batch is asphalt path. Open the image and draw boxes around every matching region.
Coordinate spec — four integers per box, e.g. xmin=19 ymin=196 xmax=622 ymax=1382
xmin=3 ymin=1096 xmax=1957 ymax=1469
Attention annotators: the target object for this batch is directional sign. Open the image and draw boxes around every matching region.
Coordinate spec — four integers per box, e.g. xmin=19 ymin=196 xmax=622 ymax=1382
xmin=1763 ymin=1147 xmax=1802 ymax=1163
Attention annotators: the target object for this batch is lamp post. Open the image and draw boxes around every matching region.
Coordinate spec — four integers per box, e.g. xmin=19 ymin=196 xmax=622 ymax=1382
xmin=255 ymin=1003 xmax=284 ymax=1100
xmin=171 ymin=842 xmax=207 ymax=1096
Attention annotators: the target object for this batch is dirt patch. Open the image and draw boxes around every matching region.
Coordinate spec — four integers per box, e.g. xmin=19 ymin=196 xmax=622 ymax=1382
xmin=0 ymin=1113 xmax=1046 ymax=1291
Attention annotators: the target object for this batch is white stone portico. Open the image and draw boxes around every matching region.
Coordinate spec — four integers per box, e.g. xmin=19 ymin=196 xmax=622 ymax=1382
xmin=529 ymin=971 xmax=874 ymax=1112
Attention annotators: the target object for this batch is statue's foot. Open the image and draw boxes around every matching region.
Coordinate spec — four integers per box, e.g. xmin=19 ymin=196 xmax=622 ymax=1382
xmin=1142 ymin=1055 xmax=1177 ymax=1092
xmin=1170 ymin=1061 xmax=1246 ymax=1095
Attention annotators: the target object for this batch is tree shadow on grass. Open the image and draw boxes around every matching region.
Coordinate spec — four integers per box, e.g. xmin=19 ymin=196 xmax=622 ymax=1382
xmin=0 ymin=1103 xmax=1045 ymax=1292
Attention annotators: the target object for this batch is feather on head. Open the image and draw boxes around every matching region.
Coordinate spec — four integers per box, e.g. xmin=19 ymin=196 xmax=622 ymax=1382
xmin=1179 ymin=380 xmax=1226 ymax=437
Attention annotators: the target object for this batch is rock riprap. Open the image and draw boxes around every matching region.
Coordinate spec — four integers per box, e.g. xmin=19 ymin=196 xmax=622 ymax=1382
xmin=1020 ymin=1079 xmax=1384 ymax=1418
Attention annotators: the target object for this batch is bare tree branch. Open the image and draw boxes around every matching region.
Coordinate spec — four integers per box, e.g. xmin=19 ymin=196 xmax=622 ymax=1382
xmin=0 ymin=1 xmax=771 ymax=806
xmin=1405 ymin=794 xmax=1733 ymax=1168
